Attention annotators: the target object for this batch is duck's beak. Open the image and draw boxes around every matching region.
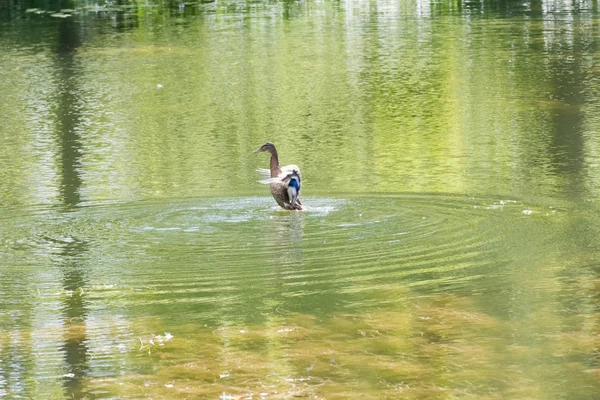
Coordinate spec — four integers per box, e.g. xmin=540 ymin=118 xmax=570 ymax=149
xmin=253 ymin=148 xmax=263 ymax=153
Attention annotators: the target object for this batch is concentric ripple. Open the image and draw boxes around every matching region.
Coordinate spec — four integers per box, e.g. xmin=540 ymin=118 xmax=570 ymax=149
xmin=0 ymin=193 xmax=573 ymax=398
xmin=1 ymin=193 xmax=562 ymax=322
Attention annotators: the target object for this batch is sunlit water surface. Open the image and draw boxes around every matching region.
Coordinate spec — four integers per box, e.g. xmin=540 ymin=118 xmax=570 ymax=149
xmin=2 ymin=0 xmax=600 ymax=398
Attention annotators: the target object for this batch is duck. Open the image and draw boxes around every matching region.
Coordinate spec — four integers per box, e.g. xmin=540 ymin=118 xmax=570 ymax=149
xmin=254 ymin=142 xmax=305 ymax=210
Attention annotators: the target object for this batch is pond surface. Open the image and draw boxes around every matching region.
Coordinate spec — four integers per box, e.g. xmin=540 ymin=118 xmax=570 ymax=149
xmin=2 ymin=0 xmax=600 ymax=398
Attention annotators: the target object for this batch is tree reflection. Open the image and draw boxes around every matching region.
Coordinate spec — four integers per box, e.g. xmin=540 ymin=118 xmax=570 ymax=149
xmin=54 ymin=6 xmax=90 ymax=398
xmin=59 ymin=241 xmax=89 ymax=399
xmin=56 ymin=8 xmax=83 ymax=208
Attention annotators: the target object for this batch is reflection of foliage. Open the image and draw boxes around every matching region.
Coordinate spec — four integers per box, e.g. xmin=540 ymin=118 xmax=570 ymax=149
xmin=1 ymin=1 xmax=599 ymax=399
xmin=2 ymin=0 xmax=600 ymax=204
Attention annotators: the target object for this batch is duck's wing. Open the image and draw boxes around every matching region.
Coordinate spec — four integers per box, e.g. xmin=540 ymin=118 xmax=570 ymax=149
xmin=256 ymin=168 xmax=282 ymax=185
xmin=257 ymin=166 xmax=301 ymax=182
xmin=281 ymin=164 xmax=301 ymax=179
xmin=256 ymin=168 xmax=271 ymax=179
xmin=281 ymin=164 xmax=301 ymax=175
xmin=281 ymin=165 xmax=302 ymax=189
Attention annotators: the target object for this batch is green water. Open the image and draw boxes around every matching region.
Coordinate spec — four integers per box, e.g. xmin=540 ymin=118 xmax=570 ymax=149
xmin=2 ymin=0 xmax=600 ymax=398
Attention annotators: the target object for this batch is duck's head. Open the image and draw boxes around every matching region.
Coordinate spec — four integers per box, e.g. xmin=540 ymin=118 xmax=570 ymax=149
xmin=253 ymin=142 xmax=277 ymax=154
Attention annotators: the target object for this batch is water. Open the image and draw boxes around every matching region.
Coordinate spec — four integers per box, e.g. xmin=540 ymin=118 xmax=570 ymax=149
xmin=2 ymin=0 xmax=600 ymax=398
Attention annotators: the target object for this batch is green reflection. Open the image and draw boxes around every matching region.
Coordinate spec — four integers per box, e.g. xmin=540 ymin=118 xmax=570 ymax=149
xmin=2 ymin=1 xmax=600 ymax=203
xmin=1 ymin=0 xmax=600 ymax=399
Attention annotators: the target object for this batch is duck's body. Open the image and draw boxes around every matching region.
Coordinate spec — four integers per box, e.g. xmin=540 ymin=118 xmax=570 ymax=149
xmin=254 ymin=142 xmax=304 ymax=210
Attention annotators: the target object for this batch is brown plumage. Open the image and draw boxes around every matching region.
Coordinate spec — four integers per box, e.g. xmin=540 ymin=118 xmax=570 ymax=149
xmin=254 ymin=142 xmax=304 ymax=210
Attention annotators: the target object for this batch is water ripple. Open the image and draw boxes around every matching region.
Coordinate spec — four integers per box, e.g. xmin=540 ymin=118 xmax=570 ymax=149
xmin=0 ymin=194 xmax=563 ymax=315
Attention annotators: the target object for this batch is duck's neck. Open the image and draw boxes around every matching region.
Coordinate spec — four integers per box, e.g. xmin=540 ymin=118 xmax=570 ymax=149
xmin=269 ymin=149 xmax=283 ymax=177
